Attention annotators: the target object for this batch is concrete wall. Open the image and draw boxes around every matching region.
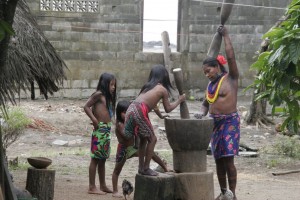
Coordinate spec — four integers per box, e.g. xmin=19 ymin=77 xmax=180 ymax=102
xmin=24 ymin=0 xmax=290 ymax=99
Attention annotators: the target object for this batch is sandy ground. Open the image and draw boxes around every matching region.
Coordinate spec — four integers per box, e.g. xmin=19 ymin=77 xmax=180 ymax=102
xmin=5 ymin=97 xmax=300 ymax=200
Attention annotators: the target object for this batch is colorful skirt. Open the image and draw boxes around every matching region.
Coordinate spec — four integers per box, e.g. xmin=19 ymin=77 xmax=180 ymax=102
xmin=210 ymin=112 xmax=240 ymax=159
xmin=115 ymin=143 xmax=138 ymax=163
xmin=124 ymin=101 xmax=154 ymax=138
xmin=90 ymin=122 xmax=111 ymax=159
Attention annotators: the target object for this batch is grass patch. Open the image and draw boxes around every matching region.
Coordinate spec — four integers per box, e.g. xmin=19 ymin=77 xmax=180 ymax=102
xmin=273 ymin=135 xmax=300 ymax=159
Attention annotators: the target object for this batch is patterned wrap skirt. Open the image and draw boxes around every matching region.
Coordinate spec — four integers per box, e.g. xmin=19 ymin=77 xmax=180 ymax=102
xmin=115 ymin=143 xmax=138 ymax=163
xmin=124 ymin=101 xmax=154 ymax=138
xmin=210 ymin=112 xmax=240 ymax=159
xmin=90 ymin=122 xmax=111 ymax=159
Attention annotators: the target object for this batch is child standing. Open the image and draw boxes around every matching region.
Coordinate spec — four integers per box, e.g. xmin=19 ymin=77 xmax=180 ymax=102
xmin=112 ymin=100 xmax=171 ymax=197
xmin=84 ymin=72 xmax=116 ymax=195
xmin=124 ymin=64 xmax=186 ymax=176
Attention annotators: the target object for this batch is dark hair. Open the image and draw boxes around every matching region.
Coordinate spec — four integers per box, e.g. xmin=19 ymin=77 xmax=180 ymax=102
xmin=96 ymin=73 xmax=117 ymax=114
xmin=139 ymin=64 xmax=174 ymax=95
xmin=202 ymin=57 xmax=227 ymax=73
xmin=116 ymin=100 xmax=131 ymax=123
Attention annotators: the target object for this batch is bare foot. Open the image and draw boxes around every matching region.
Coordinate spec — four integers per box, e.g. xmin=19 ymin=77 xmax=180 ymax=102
xmin=141 ymin=168 xmax=159 ymax=176
xmin=112 ymin=192 xmax=123 ymax=198
xmin=88 ymin=188 xmax=106 ymax=195
xmin=100 ymin=186 xmax=113 ymax=193
xmin=164 ymin=168 xmax=174 ymax=172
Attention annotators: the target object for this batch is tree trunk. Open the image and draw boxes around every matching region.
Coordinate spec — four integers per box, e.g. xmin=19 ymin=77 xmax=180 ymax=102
xmin=134 ymin=173 xmax=175 ymax=200
xmin=26 ymin=167 xmax=55 ymax=200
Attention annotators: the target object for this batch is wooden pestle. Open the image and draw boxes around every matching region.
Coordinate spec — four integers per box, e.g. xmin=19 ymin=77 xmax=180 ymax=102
xmin=207 ymin=0 xmax=235 ymax=58
xmin=220 ymin=0 xmax=235 ymax=25
xmin=207 ymin=32 xmax=222 ymax=58
xmin=173 ymin=68 xmax=190 ymax=119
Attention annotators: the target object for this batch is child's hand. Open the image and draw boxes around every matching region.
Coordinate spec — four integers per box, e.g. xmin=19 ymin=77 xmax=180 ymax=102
xmin=92 ymin=121 xmax=98 ymax=130
xmin=160 ymin=114 xmax=169 ymax=119
xmin=179 ymin=94 xmax=186 ymax=102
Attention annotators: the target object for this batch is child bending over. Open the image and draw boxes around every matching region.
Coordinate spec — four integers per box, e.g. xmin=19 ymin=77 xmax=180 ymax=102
xmin=112 ymin=100 xmax=171 ymax=198
xmin=124 ymin=64 xmax=186 ymax=176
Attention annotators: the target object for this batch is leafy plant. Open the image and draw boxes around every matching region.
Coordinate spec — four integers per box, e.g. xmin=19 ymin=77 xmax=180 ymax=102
xmin=0 ymin=19 xmax=15 ymax=41
xmin=248 ymin=0 xmax=300 ymax=133
xmin=273 ymin=135 xmax=300 ymax=159
xmin=0 ymin=106 xmax=32 ymax=155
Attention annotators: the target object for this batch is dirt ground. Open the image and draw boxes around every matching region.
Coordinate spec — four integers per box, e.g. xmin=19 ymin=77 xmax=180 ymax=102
xmin=6 ymin=95 xmax=300 ymax=200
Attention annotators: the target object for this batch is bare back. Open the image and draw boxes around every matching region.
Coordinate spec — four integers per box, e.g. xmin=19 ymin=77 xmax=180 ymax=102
xmin=135 ymin=84 xmax=182 ymax=113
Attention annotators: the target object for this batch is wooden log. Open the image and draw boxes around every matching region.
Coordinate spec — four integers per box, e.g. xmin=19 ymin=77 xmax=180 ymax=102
xmin=26 ymin=167 xmax=55 ymax=200
xmin=272 ymin=170 xmax=300 ymax=176
xmin=134 ymin=173 xmax=175 ymax=200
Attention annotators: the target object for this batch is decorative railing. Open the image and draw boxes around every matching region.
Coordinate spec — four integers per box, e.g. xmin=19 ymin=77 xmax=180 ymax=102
xmin=40 ymin=0 xmax=100 ymax=12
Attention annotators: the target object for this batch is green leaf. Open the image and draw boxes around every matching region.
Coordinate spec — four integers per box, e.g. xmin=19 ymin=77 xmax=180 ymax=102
xmin=288 ymin=41 xmax=300 ymax=64
xmin=0 ymin=20 xmax=15 ymax=36
xmin=288 ymin=5 xmax=300 ymax=14
xmin=250 ymin=60 xmax=265 ymax=70
xmin=254 ymin=91 xmax=270 ymax=101
xmin=268 ymin=45 xmax=284 ymax=65
xmin=295 ymin=90 xmax=300 ymax=97
xmin=263 ymin=28 xmax=285 ymax=40
xmin=274 ymin=107 xmax=285 ymax=113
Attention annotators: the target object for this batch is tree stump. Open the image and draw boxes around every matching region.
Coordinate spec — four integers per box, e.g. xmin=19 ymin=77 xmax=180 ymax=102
xmin=26 ymin=167 xmax=55 ymax=200
xmin=174 ymin=172 xmax=214 ymax=200
xmin=134 ymin=173 xmax=175 ymax=200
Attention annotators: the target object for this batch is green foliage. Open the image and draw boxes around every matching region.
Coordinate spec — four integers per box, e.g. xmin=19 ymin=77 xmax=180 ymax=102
xmin=1 ymin=106 xmax=31 ymax=130
xmin=0 ymin=19 xmax=15 ymax=41
xmin=250 ymin=1 xmax=300 ymax=133
xmin=0 ymin=106 xmax=32 ymax=153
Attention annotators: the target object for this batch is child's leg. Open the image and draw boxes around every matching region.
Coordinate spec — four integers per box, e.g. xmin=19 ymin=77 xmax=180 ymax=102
xmin=138 ymin=136 xmax=147 ymax=173
xmin=112 ymin=158 xmax=126 ymax=198
xmin=88 ymin=158 xmax=106 ymax=195
xmin=97 ymin=159 xmax=112 ymax=193
xmin=142 ymin=133 xmax=158 ymax=176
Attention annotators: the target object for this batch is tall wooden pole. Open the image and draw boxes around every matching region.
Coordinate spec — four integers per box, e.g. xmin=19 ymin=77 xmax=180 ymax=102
xmin=173 ymin=68 xmax=190 ymax=119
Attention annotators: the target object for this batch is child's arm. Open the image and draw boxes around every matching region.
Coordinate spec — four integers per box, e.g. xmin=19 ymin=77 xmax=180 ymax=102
xmin=116 ymin=121 xmax=134 ymax=147
xmin=83 ymin=91 xmax=102 ymax=130
xmin=153 ymin=105 xmax=169 ymax=119
xmin=161 ymin=87 xmax=186 ymax=113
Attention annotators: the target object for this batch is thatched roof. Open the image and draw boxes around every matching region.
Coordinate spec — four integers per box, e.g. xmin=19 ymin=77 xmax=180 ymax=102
xmin=0 ymin=0 xmax=67 ymax=104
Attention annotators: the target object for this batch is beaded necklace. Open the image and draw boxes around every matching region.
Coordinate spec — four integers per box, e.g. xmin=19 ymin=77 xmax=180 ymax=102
xmin=206 ymin=73 xmax=227 ymax=104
